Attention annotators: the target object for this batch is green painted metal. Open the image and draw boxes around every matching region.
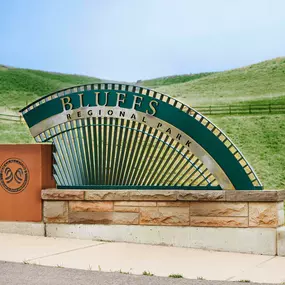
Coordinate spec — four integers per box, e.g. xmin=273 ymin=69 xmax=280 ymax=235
xmin=19 ymin=83 xmax=263 ymax=190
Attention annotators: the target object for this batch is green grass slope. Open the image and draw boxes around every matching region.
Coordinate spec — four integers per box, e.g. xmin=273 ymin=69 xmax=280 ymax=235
xmin=1 ymin=57 xmax=284 ymax=110
xmin=210 ymin=114 xmax=285 ymax=190
xmin=154 ymin=57 xmax=285 ymax=106
xmin=137 ymin=72 xmax=213 ymax=88
xmin=0 ymin=66 xmax=101 ymax=110
xmin=0 ymin=121 xmax=33 ymax=144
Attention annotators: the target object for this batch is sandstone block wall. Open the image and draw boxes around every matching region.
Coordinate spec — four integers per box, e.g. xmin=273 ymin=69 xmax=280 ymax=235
xmin=42 ymin=190 xmax=285 ymax=228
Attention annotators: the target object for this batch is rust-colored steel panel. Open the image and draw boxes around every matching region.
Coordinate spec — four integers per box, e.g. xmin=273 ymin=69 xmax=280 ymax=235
xmin=0 ymin=144 xmax=55 ymax=221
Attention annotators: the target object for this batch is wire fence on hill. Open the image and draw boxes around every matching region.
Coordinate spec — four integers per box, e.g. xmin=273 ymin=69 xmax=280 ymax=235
xmin=0 ymin=104 xmax=284 ymax=123
xmin=0 ymin=113 xmax=22 ymax=122
xmin=193 ymin=104 xmax=285 ymax=115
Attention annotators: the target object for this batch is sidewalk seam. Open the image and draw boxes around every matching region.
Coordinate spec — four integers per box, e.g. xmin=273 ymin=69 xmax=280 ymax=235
xmin=225 ymin=255 xmax=276 ymax=281
xmin=255 ymin=256 xmax=276 ymax=267
xmin=25 ymin=242 xmax=106 ymax=262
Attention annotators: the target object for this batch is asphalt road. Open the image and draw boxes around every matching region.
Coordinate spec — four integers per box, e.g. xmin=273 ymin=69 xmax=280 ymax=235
xmin=0 ymin=261 xmax=277 ymax=285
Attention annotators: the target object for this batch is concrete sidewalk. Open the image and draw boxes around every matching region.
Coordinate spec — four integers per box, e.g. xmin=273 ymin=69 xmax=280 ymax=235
xmin=0 ymin=233 xmax=284 ymax=284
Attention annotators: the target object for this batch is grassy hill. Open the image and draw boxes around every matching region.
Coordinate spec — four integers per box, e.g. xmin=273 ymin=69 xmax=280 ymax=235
xmin=150 ymin=57 xmax=285 ymax=106
xmin=211 ymin=114 xmax=285 ymax=189
xmin=1 ymin=57 xmax=284 ymax=110
xmin=0 ymin=65 xmax=101 ymax=110
xmin=137 ymin=72 xmax=213 ymax=88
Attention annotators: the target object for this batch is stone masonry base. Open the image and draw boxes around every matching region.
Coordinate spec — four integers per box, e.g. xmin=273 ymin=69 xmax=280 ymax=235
xmin=39 ymin=189 xmax=285 ymax=256
xmin=0 ymin=190 xmax=284 ymax=255
xmin=42 ymin=189 xmax=285 ymax=228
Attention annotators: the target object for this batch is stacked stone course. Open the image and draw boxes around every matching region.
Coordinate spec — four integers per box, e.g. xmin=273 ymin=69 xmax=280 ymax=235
xmin=42 ymin=190 xmax=285 ymax=228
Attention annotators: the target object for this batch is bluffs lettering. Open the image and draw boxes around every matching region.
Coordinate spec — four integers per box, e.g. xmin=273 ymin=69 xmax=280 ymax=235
xmin=60 ymin=92 xmax=159 ymax=115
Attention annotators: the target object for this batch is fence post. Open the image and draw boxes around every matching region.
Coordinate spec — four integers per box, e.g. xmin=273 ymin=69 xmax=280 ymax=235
xmin=209 ymin=105 xmax=212 ymax=115
xmin=269 ymin=104 xmax=271 ymax=113
xmin=249 ymin=105 xmax=251 ymax=114
xmin=229 ymin=105 xmax=231 ymax=115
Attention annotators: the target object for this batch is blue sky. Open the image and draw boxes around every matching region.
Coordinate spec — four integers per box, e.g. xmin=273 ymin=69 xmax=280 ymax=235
xmin=0 ymin=0 xmax=284 ymax=81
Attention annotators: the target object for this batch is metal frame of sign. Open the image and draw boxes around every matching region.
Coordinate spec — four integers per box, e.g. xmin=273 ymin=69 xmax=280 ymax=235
xmin=20 ymin=83 xmax=262 ymax=190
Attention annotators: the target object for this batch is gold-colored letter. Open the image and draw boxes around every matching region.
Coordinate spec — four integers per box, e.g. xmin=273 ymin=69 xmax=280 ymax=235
xmin=147 ymin=100 xmax=159 ymax=115
xmin=61 ymin=96 xmax=73 ymax=111
xmin=116 ymin=92 xmax=126 ymax=107
xmin=132 ymin=95 xmax=143 ymax=110
xmin=95 ymin=92 xmax=109 ymax=106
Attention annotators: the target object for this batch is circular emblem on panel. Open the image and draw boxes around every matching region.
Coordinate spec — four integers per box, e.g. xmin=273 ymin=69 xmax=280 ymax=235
xmin=0 ymin=158 xmax=30 ymax=194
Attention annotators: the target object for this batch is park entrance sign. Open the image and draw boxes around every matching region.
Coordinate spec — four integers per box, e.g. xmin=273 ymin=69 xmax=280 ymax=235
xmin=20 ymin=83 xmax=262 ymax=190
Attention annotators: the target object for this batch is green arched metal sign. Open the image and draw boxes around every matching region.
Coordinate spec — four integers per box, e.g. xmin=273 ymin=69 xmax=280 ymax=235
xmin=20 ymin=83 xmax=262 ymax=190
